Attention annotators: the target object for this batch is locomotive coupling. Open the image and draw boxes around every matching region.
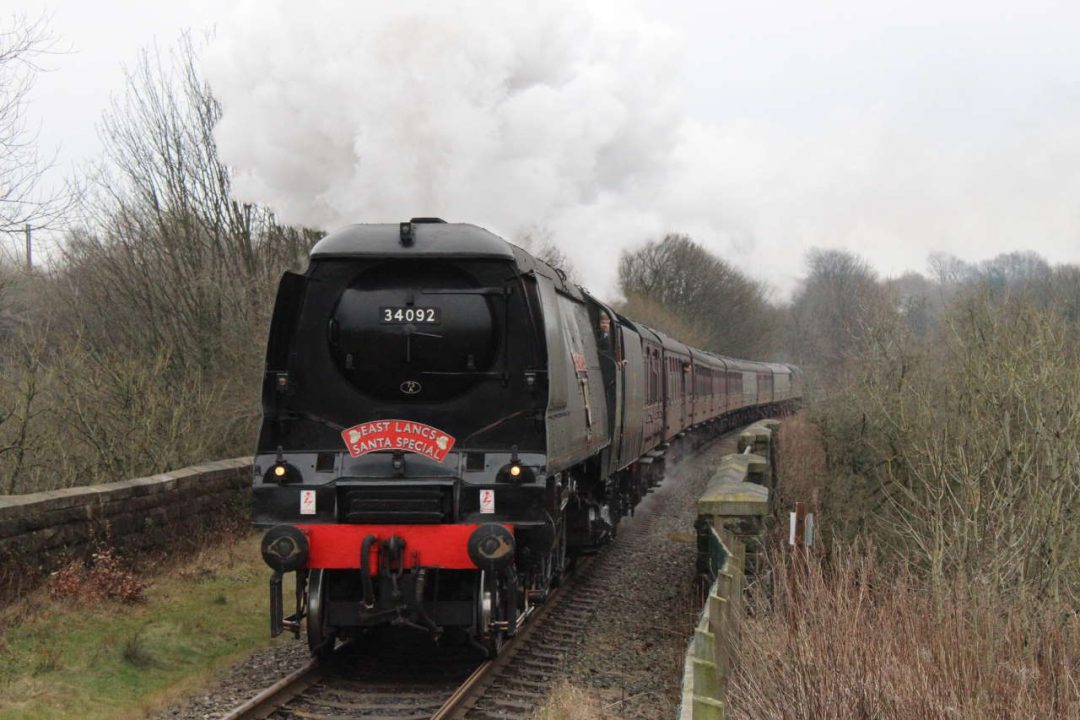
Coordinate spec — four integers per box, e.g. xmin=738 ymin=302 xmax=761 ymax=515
xmin=260 ymin=525 xmax=309 ymax=572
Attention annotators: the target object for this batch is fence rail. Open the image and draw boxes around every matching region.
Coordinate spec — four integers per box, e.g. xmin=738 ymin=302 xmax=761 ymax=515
xmin=679 ymin=420 xmax=779 ymax=720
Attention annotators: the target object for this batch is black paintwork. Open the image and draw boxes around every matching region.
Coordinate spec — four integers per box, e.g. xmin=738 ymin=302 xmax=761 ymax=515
xmin=253 ymin=220 xmax=802 ymax=642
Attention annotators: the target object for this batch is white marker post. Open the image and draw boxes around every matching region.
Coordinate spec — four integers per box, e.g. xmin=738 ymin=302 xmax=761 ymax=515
xmin=790 ymin=502 xmax=807 ymax=550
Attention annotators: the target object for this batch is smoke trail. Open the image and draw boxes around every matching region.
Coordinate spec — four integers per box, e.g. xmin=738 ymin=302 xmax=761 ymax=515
xmin=205 ymin=0 xmax=714 ymax=296
xmin=206 ymin=2 xmax=1080 ymax=297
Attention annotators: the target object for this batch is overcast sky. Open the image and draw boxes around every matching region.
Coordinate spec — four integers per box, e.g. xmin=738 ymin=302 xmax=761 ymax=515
xmin=13 ymin=0 xmax=1080 ymax=298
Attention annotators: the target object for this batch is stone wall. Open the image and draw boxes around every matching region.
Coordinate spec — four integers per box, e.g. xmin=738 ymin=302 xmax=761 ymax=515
xmin=679 ymin=420 xmax=779 ymax=720
xmin=0 ymin=458 xmax=251 ymax=601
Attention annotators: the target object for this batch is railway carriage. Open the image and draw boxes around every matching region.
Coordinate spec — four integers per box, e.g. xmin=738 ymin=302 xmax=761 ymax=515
xmin=254 ymin=220 xmax=799 ymax=657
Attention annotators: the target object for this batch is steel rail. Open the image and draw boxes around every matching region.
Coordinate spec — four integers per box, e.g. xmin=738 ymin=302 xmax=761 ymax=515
xmin=431 ymin=556 xmax=593 ymax=720
xmin=219 ymin=557 xmax=590 ymax=720
xmin=428 ymin=659 xmax=493 ymax=720
xmin=217 ymin=656 xmax=322 ymax=720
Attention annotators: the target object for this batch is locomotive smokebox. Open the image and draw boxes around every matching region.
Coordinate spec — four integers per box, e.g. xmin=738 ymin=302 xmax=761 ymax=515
xmin=328 ymin=261 xmax=498 ymax=401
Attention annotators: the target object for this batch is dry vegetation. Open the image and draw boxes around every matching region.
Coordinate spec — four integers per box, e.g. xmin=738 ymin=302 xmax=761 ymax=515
xmin=730 ymin=548 xmax=1077 ymax=720
xmin=0 ymin=36 xmax=315 ymax=494
xmin=48 ymin=546 xmax=146 ymax=605
xmin=808 ymin=288 xmax=1079 ymax=603
xmin=730 ymin=266 xmax=1080 ymax=718
xmin=532 ymin=681 xmax=611 ymax=720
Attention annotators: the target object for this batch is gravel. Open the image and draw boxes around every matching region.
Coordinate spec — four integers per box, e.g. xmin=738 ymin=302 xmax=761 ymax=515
xmin=546 ymin=431 xmax=738 ymax=719
xmin=148 ymin=640 xmax=309 ymax=720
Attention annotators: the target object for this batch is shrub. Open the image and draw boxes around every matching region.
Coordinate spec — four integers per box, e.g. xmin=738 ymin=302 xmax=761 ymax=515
xmin=729 ymin=546 xmax=1078 ymax=720
xmin=812 ymin=293 xmax=1080 ymax=602
xmin=48 ymin=547 xmax=145 ymax=605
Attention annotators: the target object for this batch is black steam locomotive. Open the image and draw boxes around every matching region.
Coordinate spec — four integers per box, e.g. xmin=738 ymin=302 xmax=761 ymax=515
xmin=255 ymin=220 xmax=800 ymax=656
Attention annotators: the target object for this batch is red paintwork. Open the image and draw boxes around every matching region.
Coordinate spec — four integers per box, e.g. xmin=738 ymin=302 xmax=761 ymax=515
xmin=296 ymin=523 xmax=512 ymax=570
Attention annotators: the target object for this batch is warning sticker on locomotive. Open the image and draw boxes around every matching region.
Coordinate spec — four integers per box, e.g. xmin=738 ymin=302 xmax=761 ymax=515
xmin=300 ymin=490 xmax=317 ymax=515
xmin=341 ymin=419 xmax=456 ymax=462
xmin=479 ymin=489 xmax=495 ymax=514
xmin=571 ymin=351 xmax=588 ymax=374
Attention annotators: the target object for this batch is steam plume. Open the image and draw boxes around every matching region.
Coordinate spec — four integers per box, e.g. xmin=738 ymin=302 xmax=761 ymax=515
xmin=206 ymin=0 xmax=710 ymax=296
xmin=207 ymin=2 xmax=1080 ymax=298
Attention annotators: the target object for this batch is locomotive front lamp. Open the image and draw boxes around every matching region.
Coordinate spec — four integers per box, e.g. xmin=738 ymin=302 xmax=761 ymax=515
xmin=498 ymin=461 xmax=534 ymax=484
xmin=264 ymin=461 xmax=298 ymax=484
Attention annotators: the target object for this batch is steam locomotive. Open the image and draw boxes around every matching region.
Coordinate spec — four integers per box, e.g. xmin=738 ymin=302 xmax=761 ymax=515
xmin=254 ymin=219 xmax=801 ymax=656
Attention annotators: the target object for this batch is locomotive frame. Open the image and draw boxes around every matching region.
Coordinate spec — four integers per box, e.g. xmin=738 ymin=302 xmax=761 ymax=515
xmin=254 ymin=220 xmax=801 ymax=657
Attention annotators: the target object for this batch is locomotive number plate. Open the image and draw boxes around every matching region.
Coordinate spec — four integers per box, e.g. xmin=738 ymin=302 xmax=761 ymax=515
xmin=380 ymin=306 xmax=440 ymax=324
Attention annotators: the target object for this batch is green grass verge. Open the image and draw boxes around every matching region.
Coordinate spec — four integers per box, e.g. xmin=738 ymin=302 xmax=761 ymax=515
xmin=0 ymin=534 xmax=290 ymax=720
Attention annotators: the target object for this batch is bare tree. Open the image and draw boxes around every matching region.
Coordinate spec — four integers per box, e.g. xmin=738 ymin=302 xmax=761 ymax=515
xmin=515 ymin=225 xmax=577 ymax=283
xmin=616 ymin=291 xmax=709 ymax=349
xmin=0 ymin=33 xmax=323 ymax=494
xmin=1050 ymin=264 xmax=1080 ymax=325
xmin=0 ymin=323 xmax=47 ymax=493
xmin=857 ymin=294 xmax=1079 ymax=601
xmin=0 ymin=13 xmax=71 ymax=252
xmin=618 ymin=234 xmax=776 ymax=358
xmin=786 ymin=248 xmax=891 ymax=385
xmin=927 ymin=251 xmax=972 ymax=286
xmin=885 ymin=272 xmax=940 ymax=338
xmin=64 ymin=33 xmax=317 ymax=370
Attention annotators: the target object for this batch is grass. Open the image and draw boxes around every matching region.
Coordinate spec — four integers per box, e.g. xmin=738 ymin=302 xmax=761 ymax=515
xmin=532 ymin=680 xmax=611 ymax=720
xmin=0 ymin=533 xmax=290 ymax=720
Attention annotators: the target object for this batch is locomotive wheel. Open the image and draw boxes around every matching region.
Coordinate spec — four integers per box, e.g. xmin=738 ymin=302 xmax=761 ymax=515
xmin=476 ymin=571 xmax=505 ymax=658
xmin=306 ymin=569 xmax=336 ymax=659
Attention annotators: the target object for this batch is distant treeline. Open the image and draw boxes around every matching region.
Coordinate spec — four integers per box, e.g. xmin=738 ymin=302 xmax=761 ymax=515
xmin=1 ymin=33 xmax=1078 ymax=515
xmin=723 ymin=249 xmax=1079 ymax=718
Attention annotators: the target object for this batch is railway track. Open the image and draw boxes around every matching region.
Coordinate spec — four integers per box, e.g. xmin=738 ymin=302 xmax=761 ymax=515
xmin=216 ymin=433 xmax=739 ymax=720
xmin=220 ymin=558 xmax=600 ymax=720
xmin=216 ymin=432 xmax=735 ymax=720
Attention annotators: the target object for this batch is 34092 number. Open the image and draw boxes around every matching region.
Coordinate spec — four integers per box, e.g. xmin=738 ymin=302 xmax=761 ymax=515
xmin=380 ymin=307 xmax=440 ymax=323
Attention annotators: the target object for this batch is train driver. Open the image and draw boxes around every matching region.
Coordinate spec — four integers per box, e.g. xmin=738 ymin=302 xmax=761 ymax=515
xmin=598 ymin=314 xmax=612 ymax=345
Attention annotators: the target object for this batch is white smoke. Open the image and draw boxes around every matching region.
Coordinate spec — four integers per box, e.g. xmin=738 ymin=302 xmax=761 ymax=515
xmin=206 ymin=1 xmax=1080 ymax=301
xmin=205 ymin=0 xmax=714 ymax=297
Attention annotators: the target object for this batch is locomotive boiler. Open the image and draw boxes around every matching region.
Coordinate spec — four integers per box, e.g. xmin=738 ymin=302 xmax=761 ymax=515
xmin=254 ymin=219 xmax=800 ymax=657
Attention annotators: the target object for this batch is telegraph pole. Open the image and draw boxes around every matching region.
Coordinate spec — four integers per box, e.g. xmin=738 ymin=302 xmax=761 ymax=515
xmin=24 ymin=223 xmax=32 ymax=271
